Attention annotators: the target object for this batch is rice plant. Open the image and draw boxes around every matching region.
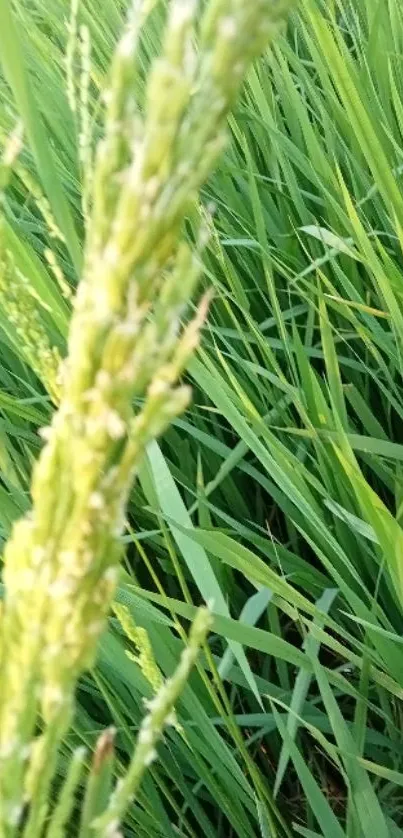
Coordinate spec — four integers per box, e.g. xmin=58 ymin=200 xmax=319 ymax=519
xmin=3 ymin=0 xmax=403 ymax=836
xmin=0 ymin=0 xmax=296 ymax=836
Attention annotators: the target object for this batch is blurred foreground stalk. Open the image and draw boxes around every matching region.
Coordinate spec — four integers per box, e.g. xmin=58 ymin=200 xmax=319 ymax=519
xmin=0 ymin=0 xmax=294 ymax=834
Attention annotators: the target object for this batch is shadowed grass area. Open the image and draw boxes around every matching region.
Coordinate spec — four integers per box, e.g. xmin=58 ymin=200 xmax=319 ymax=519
xmin=1 ymin=0 xmax=403 ymax=835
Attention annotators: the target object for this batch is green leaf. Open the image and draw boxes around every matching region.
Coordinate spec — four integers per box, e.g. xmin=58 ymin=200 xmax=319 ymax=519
xmin=0 ymin=0 xmax=81 ymax=271
xmin=144 ymin=440 xmax=264 ymax=707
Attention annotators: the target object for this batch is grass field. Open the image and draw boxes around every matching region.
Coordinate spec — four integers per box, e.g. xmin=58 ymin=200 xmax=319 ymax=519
xmin=1 ymin=0 xmax=403 ymax=835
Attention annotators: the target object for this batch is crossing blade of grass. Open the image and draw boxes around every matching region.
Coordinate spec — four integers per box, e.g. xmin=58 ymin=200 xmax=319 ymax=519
xmin=218 ymin=587 xmax=273 ymax=681
xmin=143 ymin=440 xmax=264 ymax=707
xmin=272 ymin=705 xmax=345 ymax=838
xmin=274 ymin=588 xmax=338 ymax=797
xmin=311 ymin=657 xmax=390 ymax=838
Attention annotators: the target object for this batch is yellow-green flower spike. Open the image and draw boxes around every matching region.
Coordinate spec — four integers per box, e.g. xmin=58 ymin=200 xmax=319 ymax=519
xmin=0 ymin=1 xmax=295 ymax=832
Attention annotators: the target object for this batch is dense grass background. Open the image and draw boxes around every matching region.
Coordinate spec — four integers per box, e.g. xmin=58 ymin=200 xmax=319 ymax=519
xmin=2 ymin=0 xmax=403 ymax=834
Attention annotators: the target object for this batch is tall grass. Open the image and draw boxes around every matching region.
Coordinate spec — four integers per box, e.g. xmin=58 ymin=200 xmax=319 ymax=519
xmin=1 ymin=0 xmax=403 ymax=835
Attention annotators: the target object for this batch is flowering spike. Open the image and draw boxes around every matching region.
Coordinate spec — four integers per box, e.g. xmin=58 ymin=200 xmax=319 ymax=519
xmin=0 ymin=0 xmax=295 ymax=829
